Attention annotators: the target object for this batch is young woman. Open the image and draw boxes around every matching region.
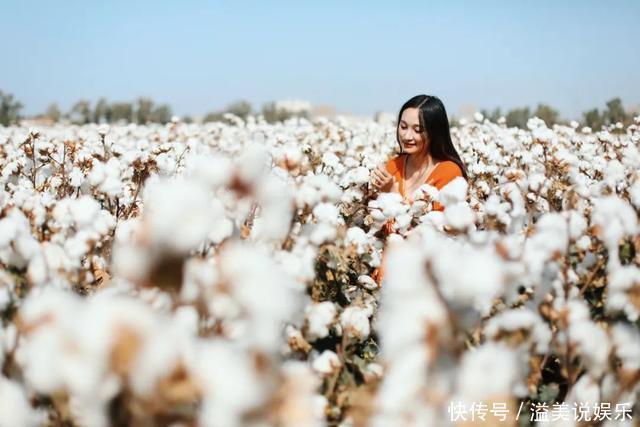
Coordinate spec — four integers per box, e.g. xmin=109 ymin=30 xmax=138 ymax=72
xmin=370 ymin=94 xmax=468 ymax=284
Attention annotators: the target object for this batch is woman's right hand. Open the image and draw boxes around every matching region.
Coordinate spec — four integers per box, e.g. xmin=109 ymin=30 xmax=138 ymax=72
xmin=370 ymin=164 xmax=394 ymax=192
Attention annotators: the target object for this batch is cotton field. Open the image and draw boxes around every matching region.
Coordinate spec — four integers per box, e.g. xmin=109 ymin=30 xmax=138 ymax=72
xmin=0 ymin=113 xmax=639 ymax=427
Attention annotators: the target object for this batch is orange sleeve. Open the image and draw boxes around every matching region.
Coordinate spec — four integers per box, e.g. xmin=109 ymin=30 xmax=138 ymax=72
xmin=431 ymin=161 xmax=464 ymax=212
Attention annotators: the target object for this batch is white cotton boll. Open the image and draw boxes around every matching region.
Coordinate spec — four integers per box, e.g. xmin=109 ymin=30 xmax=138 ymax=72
xmin=88 ymin=161 xmax=106 ymax=186
xmin=473 ymin=112 xmax=484 ymax=122
xmin=444 ymin=202 xmax=476 ymax=230
xmin=484 ymin=308 xmax=552 ymax=354
xmin=70 ymin=196 xmax=101 ymax=228
xmin=591 ymin=196 xmax=638 ymax=251
xmin=254 ymin=176 xmax=295 ymax=242
xmin=194 ymin=341 xmax=266 ymax=427
xmin=0 ymin=218 xmax=19 ymax=248
xmin=322 ymin=152 xmax=340 ymax=168
xmin=567 ymin=211 xmax=587 ymax=240
xmin=155 ymin=152 xmax=176 ymax=176
xmin=143 ymin=178 xmax=216 ymax=253
xmin=416 ymin=183 xmax=439 ymax=202
xmin=187 ymin=155 xmax=232 ymax=189
xmin=454 ymin=342 xmax=522 ymax=402
xmin=629 ymin=180 xmax=640 ymax=209
xmin=173 ymin=305 xmax=199 ymax=336
xmin=606 ymin=265 xmax=640 ymax=321
xmin=345 ymin=227 xmax=368 ymax=254
xmin=0 ymin=377 xmax=41 ymax=427
xmin=339 ymin=306 xmax=370 ymax=341
xmin=417 ymin=210 xmax=445 ymax=231
xmin=237 ymin=144 xmax=271 ymax=184
xmin=610 ymin=324 xmax=640 ymax=371
xmin=68 ymin=167 xmax=85 ymax=188
xmin=569 ymin=319 xmax=610 ymax=377
xmin=27 ymin=254 xmax=48 ymax=286
xmin=313 ymin=202 xmax=340 ymax=225
xmin=394 ymin=213 xmax=412 ymax=232
xmin=374 ymin=345 xmax=429 ymax=413
xmin=375 ymin=192 xmax=407 ymax=218
xmin=341 ymin=166 xmax=370 ymax=186
xmin=432 ymin=244 xmax=505 ymax=316
xmin=309 ymin=223 xmax=337 ymax=245
xmin=312 ymin=350 xmax=341 ymax=377
xmin=564 ymin=375 xmax=600 ymax=416
xmin=437 ymin=177 xmax=468 ymax=207
xmin=528 ymin=173 xmax=547 ymax=193
xmin=14 ymin=235 xmax=40 ymax=262
xmin=532 ymin=126 xmax=555 ymax=143
xmin=218 ymin=242 xmax=302 ymax=351
xmin=604 ymin=159 xmax=626 ymax=186
xmin=305 ymin=301 xmax=336 ymax=341
xmin=575 ymin=235 xmax=591 ymax=251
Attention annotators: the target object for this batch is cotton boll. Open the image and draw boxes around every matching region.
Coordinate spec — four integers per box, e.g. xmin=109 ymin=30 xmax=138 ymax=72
xmin=484 ymin=307 xmax=552 ymax=354
xmin=312 ymin=350 xmax=341 ymax=376
xmin=194 ymin=341 xmax=266 ymax=427
xmin=431 ymin=243 xmax=505 ymax=316
xmin=438 ymin=177 xmax=468 ymax=207
xmin=309 ymin=223 xmax=337 ymax=245
xmin=186 ymin=154 xmax=233 ymax=189
xmin=606 ymin=265 xmax=640 ymax=321
xmin=444 ymin=202 xmax=476 ymax=230
xmin=305 ymin=302 xmax=336 ymax=341
xmin=69 ymin=196 xmax=101 ymax=229
xmin=143 ymin=178 xmax=217 ymax=253
xmin=454 ymin=342 xmax=523 ymax=403
xmin=339 ymin=306 xmax=370 ymax=341
xmin=591 ymin=196 xmax=638 ymax=259
xmin=313 ymin=202 xmax=340 ymax=225
xmin=0 ymin=377 xmax=41 ymax=427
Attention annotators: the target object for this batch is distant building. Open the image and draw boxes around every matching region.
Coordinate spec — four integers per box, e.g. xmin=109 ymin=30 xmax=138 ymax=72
xmin=456 ymin=104 xmax=477 ymax=121
xmin=311 ymin=104 xmax=336 ymax=119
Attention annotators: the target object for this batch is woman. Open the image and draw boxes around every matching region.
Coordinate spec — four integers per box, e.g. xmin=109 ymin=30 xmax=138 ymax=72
xmin=370 ymin=95 xmax=468 ymax=285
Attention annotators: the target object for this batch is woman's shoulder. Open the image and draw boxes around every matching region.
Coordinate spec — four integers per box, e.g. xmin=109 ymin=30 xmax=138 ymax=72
xmin=437 ymin=160 xmax=463 ymax=176
xmin=433 ymin=160 xmax=465 ymax=188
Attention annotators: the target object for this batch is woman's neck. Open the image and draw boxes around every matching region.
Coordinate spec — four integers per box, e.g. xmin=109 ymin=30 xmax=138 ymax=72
xmin=406 ymin=150 xmax=435 ymax=173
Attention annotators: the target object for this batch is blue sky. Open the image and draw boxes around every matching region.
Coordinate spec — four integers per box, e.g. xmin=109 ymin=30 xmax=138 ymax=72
xmin=3 ymin=0 xmax=639 ymax=119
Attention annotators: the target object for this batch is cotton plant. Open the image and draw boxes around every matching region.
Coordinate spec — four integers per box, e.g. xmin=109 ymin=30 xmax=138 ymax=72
xmin=1 ymin=116 xmax=640 ymax=425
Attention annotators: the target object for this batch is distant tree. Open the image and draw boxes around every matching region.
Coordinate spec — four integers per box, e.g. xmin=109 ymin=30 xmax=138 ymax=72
xmin=225 ymin=100 xmax=252 ymax=119
xmin=150 ymin=104 xmax=172 ymax=124
xmin=94 ymin=98 xmax=110 ymax=123
xmin=533 ymin=104 xmax=559 ymax=126
xmin=111 ymin=102 xmax=134 ymax=123
xmin=505 ymin=107 xmax=531 ymax=129
xmin=135 ymin=97 xmax=155 ymax=124
xmin=70 ymin=99 xmax=92 ymax=124
xmin=0 ymin=90 xmax=24 ymax=126
xmin=203 ymin=112 xmax=225 ymax=123
xmin=604 ymin=97 xmax=627 ymax=125
xmin=583 ymin=109 xmax=604 ymax=130
xmin=203 ymin=100 xmax=252 ymax=123
xmin=479 ymin=107 xmax=502 ymax=123
xmin=261 ymin=102 xmax=296 ymax=123
xmin=45 ymin=103 xmax=61 ymax=122
xmin=182 ymin=115 xmax=194 ymax=124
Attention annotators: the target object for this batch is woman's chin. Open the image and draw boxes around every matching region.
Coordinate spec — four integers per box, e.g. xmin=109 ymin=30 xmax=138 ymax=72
xmin=402 ymin=145 xmax=418 ymax=153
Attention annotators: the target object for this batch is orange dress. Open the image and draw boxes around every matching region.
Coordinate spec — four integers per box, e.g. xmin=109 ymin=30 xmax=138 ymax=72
xmin=371 ymin=155 xmax=464 ymax=285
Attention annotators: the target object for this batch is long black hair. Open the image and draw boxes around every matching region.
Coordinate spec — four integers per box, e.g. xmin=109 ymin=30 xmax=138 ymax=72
xmin=396 ymin=95 xmax=468 ymax=180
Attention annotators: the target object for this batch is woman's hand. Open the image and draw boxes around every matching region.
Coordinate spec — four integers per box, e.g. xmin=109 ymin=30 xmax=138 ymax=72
xmin=370 ymin=165 xmax=394 ymax=192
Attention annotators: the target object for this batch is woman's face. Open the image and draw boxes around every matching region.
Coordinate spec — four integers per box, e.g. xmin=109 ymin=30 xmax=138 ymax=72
xmin=398 ymin=107 xmax=428 ymax=155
